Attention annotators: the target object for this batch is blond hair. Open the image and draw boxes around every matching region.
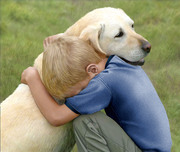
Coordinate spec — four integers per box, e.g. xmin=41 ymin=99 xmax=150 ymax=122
xmin=42 ymin=35 xmax=101 ymax=100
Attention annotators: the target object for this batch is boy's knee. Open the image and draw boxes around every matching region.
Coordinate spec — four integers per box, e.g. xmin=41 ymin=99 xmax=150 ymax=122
xmin=73 ymin=112 xmax=104 ymax=135
xmin=73 ymin=114 xmax=88 ymax=129
xmin=73 ymin=112 xmax=103 ymax=126
xmin=73 ymin=114 xmax=91 ymax=136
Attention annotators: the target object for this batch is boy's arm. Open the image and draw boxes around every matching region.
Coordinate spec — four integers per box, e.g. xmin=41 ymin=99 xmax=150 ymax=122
xmin=21 ymin=67 xmax=79 ymax=126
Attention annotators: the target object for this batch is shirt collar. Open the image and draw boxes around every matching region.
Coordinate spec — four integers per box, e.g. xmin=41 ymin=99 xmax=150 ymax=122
xmin=105 ymin=55 xmax=114 ymax=68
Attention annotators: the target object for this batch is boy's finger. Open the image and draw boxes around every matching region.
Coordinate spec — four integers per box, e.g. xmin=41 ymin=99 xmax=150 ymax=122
xmin=43 ymin=37 xmax=49 ymax=48
xmin=43 ymin=40 xmax=46 ymax=48
xmin=43 ymin=34 xmax=60 ymax=48
xmin=21 ymin=70 xmax=26 ymax=84
xmin=46 ymin=37 xmax=50 ymax=44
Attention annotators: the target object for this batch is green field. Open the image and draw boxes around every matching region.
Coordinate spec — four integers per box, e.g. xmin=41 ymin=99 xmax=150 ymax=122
xmin=1 ymin=0 xmax=180 ymax=151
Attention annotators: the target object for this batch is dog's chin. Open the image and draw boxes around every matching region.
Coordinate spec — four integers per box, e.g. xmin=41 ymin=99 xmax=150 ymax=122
xmin=120 ymin=57 xmax=145 ymax=66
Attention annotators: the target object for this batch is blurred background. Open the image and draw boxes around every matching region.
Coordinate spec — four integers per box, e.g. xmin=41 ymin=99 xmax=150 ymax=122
xmin=1 ymin=0 xmax=180 ymax=151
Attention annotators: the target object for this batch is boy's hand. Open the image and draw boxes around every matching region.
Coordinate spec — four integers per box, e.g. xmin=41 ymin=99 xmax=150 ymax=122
xmin=21 ymin=67 xmax=39 ymax=85
xmin=43 ymin=33 xmax=64 ymax=48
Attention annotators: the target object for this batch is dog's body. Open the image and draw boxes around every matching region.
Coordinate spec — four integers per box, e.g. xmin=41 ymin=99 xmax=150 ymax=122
xmin=1 ymin=7 xmax=150 ymax=152
xmin=1 ymin=54 xmax=75 ymax=152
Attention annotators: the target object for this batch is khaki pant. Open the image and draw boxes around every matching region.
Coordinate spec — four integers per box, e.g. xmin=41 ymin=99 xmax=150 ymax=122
xmin=73 ymin=112 xmax=142 ymax=152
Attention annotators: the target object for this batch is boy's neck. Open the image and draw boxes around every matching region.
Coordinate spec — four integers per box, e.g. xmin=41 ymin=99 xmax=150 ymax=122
xmin=97 ymin=57 xmax=108 ymax=73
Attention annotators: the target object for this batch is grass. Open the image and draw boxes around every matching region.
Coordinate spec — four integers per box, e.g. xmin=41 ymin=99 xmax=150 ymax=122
xmin=1 ymin=0 xmax=180 ymax=151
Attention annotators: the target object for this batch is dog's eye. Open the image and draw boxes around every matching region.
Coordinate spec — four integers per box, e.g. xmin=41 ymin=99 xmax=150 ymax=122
xmin=132 ymin=24 xmax=134 ymax=28
xmin=115 ymin=31 xmax=124 ymax=38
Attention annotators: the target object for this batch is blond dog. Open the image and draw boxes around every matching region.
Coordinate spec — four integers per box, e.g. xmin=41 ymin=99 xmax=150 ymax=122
xmin=1 ymin=7 xmax=151 ymax=152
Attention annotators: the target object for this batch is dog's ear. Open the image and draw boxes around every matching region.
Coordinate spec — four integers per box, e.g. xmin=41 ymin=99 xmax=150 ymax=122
xmin=79 ymin=24 xmax=106 ymax=55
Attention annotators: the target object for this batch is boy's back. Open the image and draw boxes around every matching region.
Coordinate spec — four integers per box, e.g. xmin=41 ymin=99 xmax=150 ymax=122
xmin=66 ymin=55 xmax=172 ymax=151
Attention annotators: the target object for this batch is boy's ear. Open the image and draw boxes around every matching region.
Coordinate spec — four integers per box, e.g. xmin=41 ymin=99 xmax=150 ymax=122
xmin=86 ymin=64 xmax=98 ymax=77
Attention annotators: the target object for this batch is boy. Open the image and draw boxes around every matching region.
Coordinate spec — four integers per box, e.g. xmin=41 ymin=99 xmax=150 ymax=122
xmin=21 ymin=35 xmax=172 ymax=152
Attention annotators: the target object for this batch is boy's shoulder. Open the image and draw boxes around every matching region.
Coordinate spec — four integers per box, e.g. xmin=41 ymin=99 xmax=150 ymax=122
xmin=96 ymin=55 xmax=146 ymax=90
xmin=97 ymin=55 xmax=139 ymax=79
xmin=105 ymin=55 xmax=140 ymax=69
xmin=92 ymin=56 xmax=124 ymax=88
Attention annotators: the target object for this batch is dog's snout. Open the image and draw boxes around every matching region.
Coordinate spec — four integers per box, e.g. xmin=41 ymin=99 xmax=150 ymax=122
xmin=141 ymin=40 xmax=151 ymax=53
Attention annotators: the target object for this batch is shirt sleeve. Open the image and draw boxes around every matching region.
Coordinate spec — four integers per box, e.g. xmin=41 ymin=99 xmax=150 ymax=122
xmin=65 ymin=77 xmax=112 ymax=114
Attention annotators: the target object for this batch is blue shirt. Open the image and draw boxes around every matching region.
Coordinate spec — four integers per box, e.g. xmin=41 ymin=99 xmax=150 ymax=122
xmin=65 ymin=55 xmax=172 ymax=152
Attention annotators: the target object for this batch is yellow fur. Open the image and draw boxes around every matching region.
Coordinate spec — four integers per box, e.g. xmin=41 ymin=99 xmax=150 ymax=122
xmin=1 ymin=54 xmax=75 ymax=152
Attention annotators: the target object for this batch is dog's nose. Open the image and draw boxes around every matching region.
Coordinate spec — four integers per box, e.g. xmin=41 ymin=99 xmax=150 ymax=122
xmin=142 ymin=41 xmax=151 ymax=53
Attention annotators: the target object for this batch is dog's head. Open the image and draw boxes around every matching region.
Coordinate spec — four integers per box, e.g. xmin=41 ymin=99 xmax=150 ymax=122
xmin=67 ymin=7 xmax=151 ymax=66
